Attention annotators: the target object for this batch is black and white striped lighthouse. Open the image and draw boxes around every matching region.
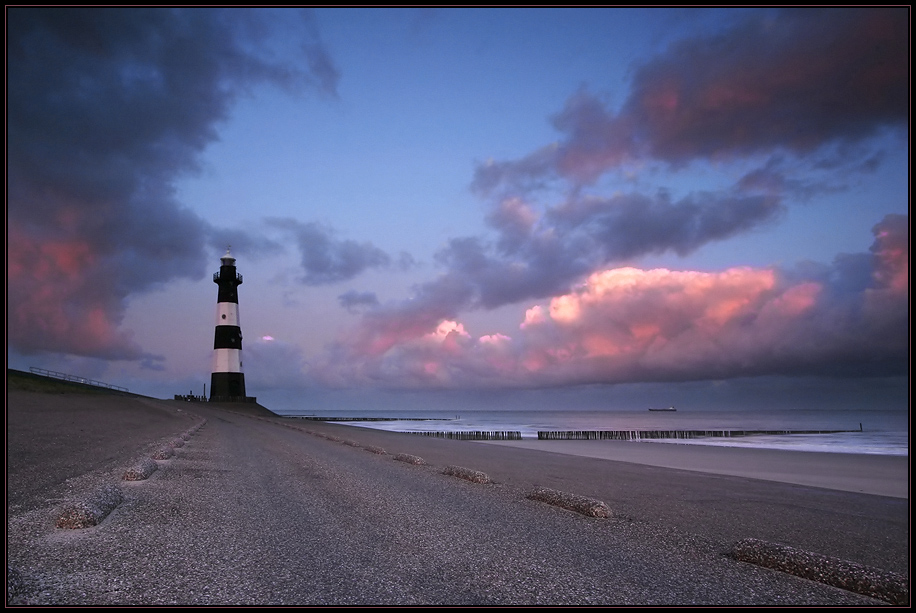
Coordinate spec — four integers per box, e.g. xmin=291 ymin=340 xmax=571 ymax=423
xmin=210 ymin=248 xmax=247 ymax=402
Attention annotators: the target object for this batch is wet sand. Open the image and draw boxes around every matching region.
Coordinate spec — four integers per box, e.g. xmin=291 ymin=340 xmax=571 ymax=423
xmin=476 ymin=439 xmax=909 ymax=498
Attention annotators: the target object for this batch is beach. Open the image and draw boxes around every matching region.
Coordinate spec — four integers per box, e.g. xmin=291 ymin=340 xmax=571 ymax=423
xmin=6 ymin=389 xmax=909 ymax=605
xmin=475 ymin=438 xmax=909 ymax=498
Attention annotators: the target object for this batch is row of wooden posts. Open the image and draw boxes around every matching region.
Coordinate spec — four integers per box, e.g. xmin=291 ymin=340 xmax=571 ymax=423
xmin=536 ymin=428 xmax=862 ymax=440
xmin=410 ymin=431 xmax=523 ymax=440
xmin=404 ymin=428 xmax=861 ymax=441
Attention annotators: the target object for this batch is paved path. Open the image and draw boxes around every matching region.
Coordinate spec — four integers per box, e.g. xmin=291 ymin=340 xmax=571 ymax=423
xmin=7 ymin=399 xmax=908 ymax=605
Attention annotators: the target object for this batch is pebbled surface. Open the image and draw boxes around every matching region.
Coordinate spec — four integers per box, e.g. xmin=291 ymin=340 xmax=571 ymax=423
xmin=7 ymin=399 xmax=908 ymax=605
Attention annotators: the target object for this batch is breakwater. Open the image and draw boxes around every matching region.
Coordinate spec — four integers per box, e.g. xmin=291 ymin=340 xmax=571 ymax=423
xmin=291 ymin=416 xmax=449 ymax=422
xmin=536 ymin=428 xmax=862 ymax=440
xmin=410 ymin=431 xmax=523 ymax=441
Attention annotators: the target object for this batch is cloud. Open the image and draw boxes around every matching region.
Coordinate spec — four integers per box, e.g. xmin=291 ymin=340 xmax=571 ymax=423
xmin=546 ymin=190 xmax=783 ymax=260
xmin=341 ymin=181 xmax=785 ymax=350
xmin=623 ymin=8 xmax=907 ymax=163
xmin=341 ymin=275 xmax=478 ymax=358
xmin=474 ymin=8 xmax=908 ymax=194
xmin=868 ymin=213 xmax=908 ymax=293
xmin=322 ymin=10 xmax=906 ymax=390
xmin=315 ymin=215 xmax=908 ymax=387
xmin=338 ymin=290 xmax=380 ymax=312
xmin=409 ymin=8 xmax=905 ymax=377
xmin=298 ymin=10 xmax=341 ymax=98
xmin=269 ymin=219 xmax=395 ymax=285
xmin=206 ymin=228 xmax=286 ymax=262
xmin=7 ymin=225 xmax=150 ymax=360
xmin=7 ymin=8 xmax=337 ymax=359
xmin=244 ymin=336 xmax=310 ymax=389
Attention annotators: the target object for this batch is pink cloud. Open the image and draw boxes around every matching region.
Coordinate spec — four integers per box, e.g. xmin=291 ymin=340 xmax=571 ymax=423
xmin=7 ymin=224 xmax=143 ymax=359
xmin=314 ymin=266 xmax=791 ymax=386
xmin=623 ymin=8 xmax=907 ymax=163
xmin=869 ymin=214 xmax=908 ymax=293
xmin=516 ymin=266 xmax=784 ymax=379
xmin=316 ymin=214 xmax=907 ymax=388
xmin=475 ymin=9 xmax=907 ymax=194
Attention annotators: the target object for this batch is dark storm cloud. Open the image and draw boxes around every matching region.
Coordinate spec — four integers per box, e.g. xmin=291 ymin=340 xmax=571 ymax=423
xmin=270 ymin=219 xmax=393 ymax=285
xmin=7 ymin=8 xmax=338 ymax=358
xmin=623 ymin=8 xmax=907 ymax=162
xmin=474 ymin=7 xmax=908 ymax=194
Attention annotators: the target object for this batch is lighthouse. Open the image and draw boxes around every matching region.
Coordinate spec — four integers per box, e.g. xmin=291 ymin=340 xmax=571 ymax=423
xmin=210 ymin=248 xmax=249 ymax=402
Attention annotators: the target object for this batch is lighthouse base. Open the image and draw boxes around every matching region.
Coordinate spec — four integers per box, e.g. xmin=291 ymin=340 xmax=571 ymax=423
xmin=209 ymin=372 xmax=248 ymax=402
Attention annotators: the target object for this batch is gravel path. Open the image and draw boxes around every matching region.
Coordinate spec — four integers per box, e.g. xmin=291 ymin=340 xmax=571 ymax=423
xmin=7 ymin=398 xmax=908 ymax=605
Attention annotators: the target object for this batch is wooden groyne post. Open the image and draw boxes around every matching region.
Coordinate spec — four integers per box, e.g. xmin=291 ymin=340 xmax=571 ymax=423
xmin=409 ymin=431 xmax=522 ymax=441
xmin=536 ymin=429 xmax=861 ymax=441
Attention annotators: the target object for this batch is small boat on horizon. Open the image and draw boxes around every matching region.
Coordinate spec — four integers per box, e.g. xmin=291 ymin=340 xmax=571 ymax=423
xmin=648 ymin=406 xmax=676 ymax=412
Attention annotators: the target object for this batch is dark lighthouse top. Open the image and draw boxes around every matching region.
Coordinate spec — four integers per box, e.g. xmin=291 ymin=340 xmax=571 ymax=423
xmin=214 ymin=250 xmax=243 ymax=304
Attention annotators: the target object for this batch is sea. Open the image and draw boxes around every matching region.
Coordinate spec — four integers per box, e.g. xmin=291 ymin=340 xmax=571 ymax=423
xmin=283 ymin=408 xmax=909 ymax=456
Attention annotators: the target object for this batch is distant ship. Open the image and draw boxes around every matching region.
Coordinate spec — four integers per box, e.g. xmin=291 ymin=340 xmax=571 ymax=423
xmin=648 ymin=406 xmax=676 ymax=412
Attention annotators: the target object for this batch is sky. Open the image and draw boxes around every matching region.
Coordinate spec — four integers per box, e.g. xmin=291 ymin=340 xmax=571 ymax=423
xmin=7 ymin=7 xmax=910 ymax=415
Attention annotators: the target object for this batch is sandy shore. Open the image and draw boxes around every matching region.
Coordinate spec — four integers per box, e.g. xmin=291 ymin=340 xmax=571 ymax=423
xmin=476 ymin=439 xmax=909 ymax=499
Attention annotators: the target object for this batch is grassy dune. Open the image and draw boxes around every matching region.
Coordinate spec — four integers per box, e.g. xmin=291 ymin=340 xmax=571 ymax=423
xmin=7 ymin=369 xmax=128 ymax=395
